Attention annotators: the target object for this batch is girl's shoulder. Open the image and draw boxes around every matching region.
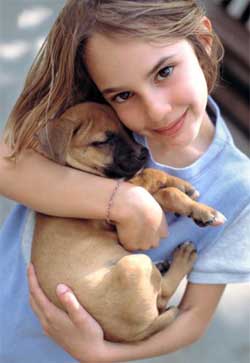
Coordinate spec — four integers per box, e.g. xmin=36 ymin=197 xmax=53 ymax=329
xmin=215 ymin=138 xmax=249 ymax=197
xmin=202 ymin=96 xmax=249 ymax=199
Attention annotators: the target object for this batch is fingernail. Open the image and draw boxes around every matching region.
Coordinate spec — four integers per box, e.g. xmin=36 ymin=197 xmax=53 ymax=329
xmin=184 ymin=240 xmax=192 ymax=245
xmin=56 ymin=284 xmax=69 ymax=296
xmin=67 ymin=294 xmax=80 ymax=309
xmin=193 ymin=190 xmax=200 ymax=199
xmin=214 ymin=212 xmax=227 ymax=224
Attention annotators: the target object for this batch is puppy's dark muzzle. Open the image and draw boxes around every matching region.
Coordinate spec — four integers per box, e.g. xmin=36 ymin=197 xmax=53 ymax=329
xmin=105 ymin=143 xmax=149 ymax=179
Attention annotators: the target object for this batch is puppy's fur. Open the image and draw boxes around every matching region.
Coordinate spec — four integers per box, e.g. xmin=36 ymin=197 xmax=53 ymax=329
xmin=31 ymin=102 xmax=224 ymax=342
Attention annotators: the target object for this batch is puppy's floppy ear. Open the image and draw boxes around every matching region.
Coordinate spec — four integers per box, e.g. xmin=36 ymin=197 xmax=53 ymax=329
xmin=35 ymin=117 xmax=77 ymax=165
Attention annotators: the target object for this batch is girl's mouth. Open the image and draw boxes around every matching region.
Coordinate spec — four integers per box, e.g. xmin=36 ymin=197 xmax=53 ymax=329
xmin=153 ymin=109 xmax=187 ymax=136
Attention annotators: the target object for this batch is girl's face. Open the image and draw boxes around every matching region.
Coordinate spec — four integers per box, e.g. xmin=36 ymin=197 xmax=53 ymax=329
xmin=85 ymin=33 xmax=210 ymax=152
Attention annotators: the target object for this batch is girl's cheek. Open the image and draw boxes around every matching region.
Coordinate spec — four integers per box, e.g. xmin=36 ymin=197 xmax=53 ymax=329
xmin=116 ymin=110 xmax=137 ymax=131
xmin=117 ymin=113 xmax=133 ymax=129
xmin=179 ymin=74 xmax=206 ymax=103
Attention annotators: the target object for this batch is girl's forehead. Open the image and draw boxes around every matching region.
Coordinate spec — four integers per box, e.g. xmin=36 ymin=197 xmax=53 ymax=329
xmin=85 ymin=33 xmax=190 ymax=85
xmin=86 ymin=32 xmax=181 ymax=57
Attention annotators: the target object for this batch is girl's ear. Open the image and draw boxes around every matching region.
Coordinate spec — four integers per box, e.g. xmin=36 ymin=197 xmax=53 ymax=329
xmin=199 ymin=16 xmax=213 ymax=55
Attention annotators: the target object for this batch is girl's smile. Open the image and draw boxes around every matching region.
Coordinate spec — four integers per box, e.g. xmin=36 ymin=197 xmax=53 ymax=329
xmin=152 ymin=108 xmax=188 ymax=137
xmin=85 ymin=32 xmax=215 ymax=167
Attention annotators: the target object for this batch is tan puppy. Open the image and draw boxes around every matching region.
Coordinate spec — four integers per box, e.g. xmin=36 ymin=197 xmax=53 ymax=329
xmin=31 ymin=102 xmax=225 ymax=342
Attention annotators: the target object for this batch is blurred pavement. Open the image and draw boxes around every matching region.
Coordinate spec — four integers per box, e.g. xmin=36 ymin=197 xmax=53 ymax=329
xmin=0 ymin=1 xmax=249 ymax=362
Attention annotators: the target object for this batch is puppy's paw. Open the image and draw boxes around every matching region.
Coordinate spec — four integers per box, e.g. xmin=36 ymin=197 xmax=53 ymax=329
xmin=190 ymin=205 xmax=227 ymax=227
xmin=174 ymin=180 xmax=200 ymax=200
xmin=155 ymin=260 xmax=170 ymax=275
xmin=171 ymin=242 xmax=197 ymax=276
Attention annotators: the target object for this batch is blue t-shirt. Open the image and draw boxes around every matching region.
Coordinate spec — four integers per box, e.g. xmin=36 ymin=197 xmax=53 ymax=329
xmin=133 ymin=97 xmax=250 ymax=283
xmin=0 ymin=97 xmax=249 ymax=362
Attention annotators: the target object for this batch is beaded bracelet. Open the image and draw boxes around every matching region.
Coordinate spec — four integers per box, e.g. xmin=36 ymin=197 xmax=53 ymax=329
xmin=106 ymin=179 xmax=122 ymax=224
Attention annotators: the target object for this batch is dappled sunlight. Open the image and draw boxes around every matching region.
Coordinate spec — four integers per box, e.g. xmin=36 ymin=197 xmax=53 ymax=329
xmin=0 ymin=41 xmax=30 ymax=60
xmin=0 ymin=5 xmax=53 ymax=61
xmin=17 ymin=6 xmax=53 ymax=29
xmin=0 ymin=2 xmax=62 ymax=126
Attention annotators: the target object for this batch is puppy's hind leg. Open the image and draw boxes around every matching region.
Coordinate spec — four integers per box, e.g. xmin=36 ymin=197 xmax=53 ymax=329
xmin=156 ymin=243 xmax=197 ymax=313
xmin=160 ymin=243 xmax=197 ymax=300
xmin=133 ymin=306 xmax=179 ymax=341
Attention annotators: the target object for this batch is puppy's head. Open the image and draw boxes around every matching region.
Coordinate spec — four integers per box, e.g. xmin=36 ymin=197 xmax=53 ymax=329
xmin=36 ymin=102 xmax=148 ymax=179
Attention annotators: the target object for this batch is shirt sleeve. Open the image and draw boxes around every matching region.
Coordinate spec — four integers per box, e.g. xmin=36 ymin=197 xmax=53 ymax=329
xmin=188 ymin=201 xmax=250 ymax=284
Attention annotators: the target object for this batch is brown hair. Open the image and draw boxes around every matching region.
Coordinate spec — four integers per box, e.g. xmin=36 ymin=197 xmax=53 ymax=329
xmin=4 ymin=0 xmax=224 ymax=159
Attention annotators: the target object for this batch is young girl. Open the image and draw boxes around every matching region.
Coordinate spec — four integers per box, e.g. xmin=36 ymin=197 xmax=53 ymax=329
xmin=0 ymin=1 xmax=249 ymax=362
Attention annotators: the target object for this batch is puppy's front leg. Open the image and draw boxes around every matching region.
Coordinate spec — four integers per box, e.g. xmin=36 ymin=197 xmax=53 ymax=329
xmin=154 ymin=187 xmax=225 ymax=227
xmin=129 ymin=168 xmax=199 ymax=199
xmin=129 ymin=168 xmax=200 ymax=218
xmin=129 ymin=168 xmax=225 ymax=227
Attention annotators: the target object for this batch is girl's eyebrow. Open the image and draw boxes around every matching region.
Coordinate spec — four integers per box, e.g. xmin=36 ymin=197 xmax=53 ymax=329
xmin=101 ymin=54 xmax=176 ymax=96
xmin=146 ymin=54 xmax=176 ymax=78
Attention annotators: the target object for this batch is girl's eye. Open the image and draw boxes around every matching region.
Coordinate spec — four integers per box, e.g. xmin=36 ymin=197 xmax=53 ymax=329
xmin=113 ymin=91 xmax=132 ymax=103
xmin=157 ymin=66 xmax=174 ymax=81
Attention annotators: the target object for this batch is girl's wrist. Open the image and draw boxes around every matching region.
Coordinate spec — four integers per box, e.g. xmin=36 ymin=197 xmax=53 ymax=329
xmin=99 ymin=339 xmax=150 ymax=363
xmin=106 ymin=179 xmax=123 ymax=224
xmin=109 ymin=181 xmax=144 ymax=224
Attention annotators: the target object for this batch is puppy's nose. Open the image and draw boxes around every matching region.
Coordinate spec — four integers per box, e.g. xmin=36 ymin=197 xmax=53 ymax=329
xmin=104 ymin=143 xmax=148 ymax=179
xmin=115 ymin=144 xmax=148 ymax=168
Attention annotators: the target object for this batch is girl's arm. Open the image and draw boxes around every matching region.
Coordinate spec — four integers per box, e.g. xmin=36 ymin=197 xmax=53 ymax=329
xmin=0 ymin=141 xmax=167 ymax=250
xmin=28 ymin=264 xmax=225 ymax=362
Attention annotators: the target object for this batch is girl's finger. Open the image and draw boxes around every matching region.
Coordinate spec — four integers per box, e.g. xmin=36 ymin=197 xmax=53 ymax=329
xmin=28 ymin=264 xmax=97 ymax=335
xmin=27 ymin=264 xmax=68 ymax=323
xmin=29 ymin=293 xmax=42 ymax=319
xmin=29 ymin=294 xmax=49 ymax=329
xmin=56 ymin=284 xmax=91 ymax=328
xmin=159 ymin=216 xmax=168 ymax=238
xmin=27 ymin=263 xmax=48 ymax=307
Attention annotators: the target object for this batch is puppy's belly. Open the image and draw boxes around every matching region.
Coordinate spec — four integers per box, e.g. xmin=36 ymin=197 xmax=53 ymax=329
xmin=31 ymin=214 xmax=168 ymax=342
xmin=31 ymin=213 xmax=128 ymax=309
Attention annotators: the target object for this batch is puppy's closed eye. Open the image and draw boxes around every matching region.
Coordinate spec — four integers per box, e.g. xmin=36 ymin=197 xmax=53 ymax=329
xmin=91 ymin=139 xmax=108 ymax=147
xmin=91 ymin=132 xmax=117 ymax=147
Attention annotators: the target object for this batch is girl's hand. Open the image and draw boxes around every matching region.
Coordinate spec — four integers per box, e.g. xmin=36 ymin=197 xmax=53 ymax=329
xmin=27 ymin=265 xmax=225 ymax=362
xmin=27 ymin=264 xmax=108 ymax=362
xmin=112 ymin=184 xmax=168 ymax=251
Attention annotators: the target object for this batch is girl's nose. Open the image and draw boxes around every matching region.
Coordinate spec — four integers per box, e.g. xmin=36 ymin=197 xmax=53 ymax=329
xmin=143 ymin=90 xmax=172 ymax=125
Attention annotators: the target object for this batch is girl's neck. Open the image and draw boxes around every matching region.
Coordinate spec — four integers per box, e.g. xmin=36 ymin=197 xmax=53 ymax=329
xmin=147 ymin=112 xmax=215 ymax=168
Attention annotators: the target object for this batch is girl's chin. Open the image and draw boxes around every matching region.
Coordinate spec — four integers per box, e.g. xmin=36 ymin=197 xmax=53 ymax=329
xmin=155 ymin=128 xmax=200 ymax=148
